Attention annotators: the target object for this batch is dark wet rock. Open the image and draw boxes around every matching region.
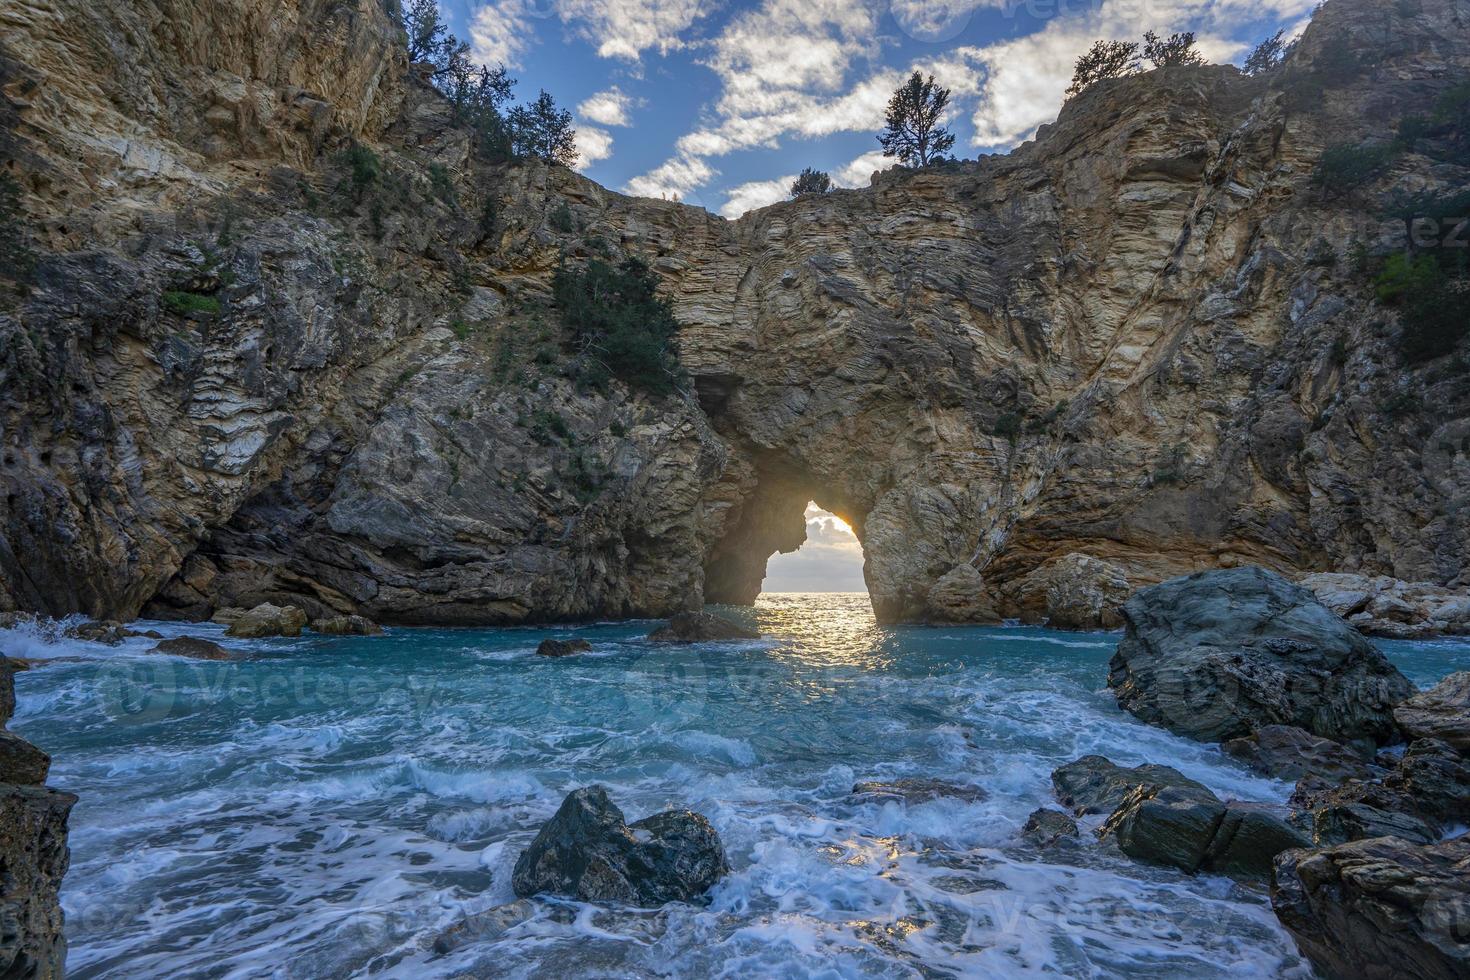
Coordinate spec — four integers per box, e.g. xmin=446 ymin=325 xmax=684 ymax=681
xmin=1221 ymin=725 xmax=1380 ymax=784
xmin=1395 ymin=672 xmax=1470 ymax=753
xmin=0 ymin=657 xmax=15 ymax=726
xmin=511 ymin=786 xmax=728 ymax=906
xmin=310 ymin=615 xmax=382 ymax=636
xmin=536 ymin=638 xmax=593 ymax=658
xmin=151 ymin=636 xmax=235 ymax=661
xmin=1290 ymin=738 xmax=1469 ymax=846
xmin=0 ymin=783 xmax=76 ymax=978
xmin=1051 ymin=755 xmax=1208 ymax=816
xmin=1392 ymin=738 xmax=1470 ymax=827
xmin=431 ymin=899 xmax=537 ymax=955
xmin=851 ymin=778 xmax=988 ymax=805
xmin=225 ymin=603 xmax=308 ymax=638
xmin=1099 ymin=783 xmax=1308 ymax=879
xmin=647 ymin=612 xmax=759 ymax=643
xmin=1311 ymin=796 xmax=1438 ymax=846
xmin=1272 ymin=835 xmax=1470 ymax=980
xmin=0 ymin=732 xmax=50 ymax=785
xmin=1108 ymin=567 xmax=1414 ymax=744
xmin=1021 ymin=808 xmax=1079 ymax=846
xmin=63 ymin=620 xmax=130 ymax=645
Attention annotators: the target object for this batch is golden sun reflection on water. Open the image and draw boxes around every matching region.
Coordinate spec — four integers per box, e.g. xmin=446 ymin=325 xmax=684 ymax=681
xmin=745 ymin=592 xmax=896 ymax=672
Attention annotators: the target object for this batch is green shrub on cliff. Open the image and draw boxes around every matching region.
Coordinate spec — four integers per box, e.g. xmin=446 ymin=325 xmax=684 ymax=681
xmin=1375 ymin=253 xmax=1470 ymax=363
xmin=1313 ymin=142 xmax=1396 ymax=199
xmin=161 ymin=290 xmax=221 ymax=316
xmin=552 ymin=256 xmax=682 ymax=396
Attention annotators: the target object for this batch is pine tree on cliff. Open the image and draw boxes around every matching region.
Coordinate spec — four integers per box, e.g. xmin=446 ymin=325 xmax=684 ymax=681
xmin=509 ymin=91 xmax=579 ymax=167
xmin=790 ymin=168 xmax=832 ymax=196
xmin=878 ymin=72 xmax=955 ymax=167
xmin=402 ymin=0 xmax=467 ymax=72
xmin=1142 ymin=31 xmax=1204 ymax=68
xmin=1066 ymin=40 xmax=1140 ymax=96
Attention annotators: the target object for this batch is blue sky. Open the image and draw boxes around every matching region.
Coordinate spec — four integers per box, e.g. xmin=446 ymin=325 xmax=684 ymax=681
xmin=440 ymin=0 xmax=1315 ymax=217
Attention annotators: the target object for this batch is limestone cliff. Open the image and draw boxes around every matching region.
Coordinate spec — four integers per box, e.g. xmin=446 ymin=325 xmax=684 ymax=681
xmin=1 ymin=0 xmax=1467 ymax=626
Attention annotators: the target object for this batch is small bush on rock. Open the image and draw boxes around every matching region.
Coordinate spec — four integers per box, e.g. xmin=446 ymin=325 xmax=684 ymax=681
xmin=552 ymin=256 xmax=682 ymax=396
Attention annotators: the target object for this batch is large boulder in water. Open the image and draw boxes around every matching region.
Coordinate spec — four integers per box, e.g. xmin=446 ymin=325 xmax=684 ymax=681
xmin=536 ymin=638 xmax=592 ymax=658
xmin=1051 ymin=755 xmax=1208 ymax=816
xmin=225 ymin=602 xmax=308 ymax=638
xmin=511 ymin=786 xmax=728 ymax=906
xmin=1099 ymin=783 xmax=1308 ymax=880
xmin=1272 ymin=835 xmax=1470 ymax=980
xmin=647 ymin=612 xmax=759 ymax=643
xmin=1107 ymin=567 xmax=1413 ymax=744
xmin=1395 ymin=672 xmax=1470 ymax=752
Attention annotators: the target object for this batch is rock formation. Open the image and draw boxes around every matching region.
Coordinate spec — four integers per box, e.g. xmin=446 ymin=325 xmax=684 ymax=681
xmin=1301 ymin=573 xmax=1470 ymax=639
xmin=1396 ymin=672 xmax=1470 ymax=752
xmin=1108 ymin=567 xmax=1414 ymax=743
xmin=1273 ymin=835 xmax=1470 ymax=980
xmin=1050 ymin=755 xmax=1208 ymax=816
xmin=510 ymin=786 xmax=728 ymax=906
xmin=0 ymin=0 xmax=1467 ymax=625
xmin=0 ymin=656 xmax=73 ymax=977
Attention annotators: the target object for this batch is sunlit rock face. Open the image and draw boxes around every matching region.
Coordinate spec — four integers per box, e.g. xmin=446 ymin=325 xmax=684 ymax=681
xmin=1 ymin=0 xmax=1467 ymax=624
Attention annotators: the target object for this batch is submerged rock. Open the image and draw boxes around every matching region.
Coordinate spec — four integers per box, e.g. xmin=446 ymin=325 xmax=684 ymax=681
xmin=1395 ymin=672 xmax=1470 ymax=752
xmin=647 ymin=612 xmax=759 ymax=643
xmin=1272 ymin=835 xmax=1470 ymax=980
xmin=511 ymin=786 xmax=728 ymax=906
xmin=432 ymin=900 xmax=537 ymax=955
xmin=850 ymin=778 xmax=988 ymax=804
xmin=310 ymin=615 xmax=382 ymax=636
xmin=1021 ymin=808 xmax=1079 ymax=846
xmin=536 ymin=638 xmax=593 ymax=658
xmin=1051 ymin=755 xmax=1207 ymax=816
xmin=151 ymin=637 xmax=235 ymax=661
xmin=62 ymin=620 xmax=130 ymax=645
xmin=1107 ymin=567 xmax=1413 ymax=744
xmin=225 ymin=603 xmax=308 ymax=639
xmin=1099 ymin=783 xmax=1308 ymax=879
xmin=1221 ymin=725 xmax=1380 ymax=784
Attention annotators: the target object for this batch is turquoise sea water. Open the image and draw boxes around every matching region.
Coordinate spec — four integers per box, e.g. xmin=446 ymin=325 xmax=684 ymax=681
xmin=6 ymin=593 xmax=1469 ymax=979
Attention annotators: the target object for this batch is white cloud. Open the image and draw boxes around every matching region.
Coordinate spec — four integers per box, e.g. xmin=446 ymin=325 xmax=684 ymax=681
xmin=833 ymin=151 xmax=892 ymax=188
xmin=718 ymin=175 xmax=797 ymax=218
xmin=575 ymin=125 xmax=614 ymax=168
xmin=630 ymin=0 xmax=1314 ymax=205
xmin=469 ymin=0 xmax=540 ymax=67
xmin=469 ymin=0 xmax=713 ymax=67
xmin=577 ymin=86 xmax=637 ymax=126
xmin=558 ymin=0 xmax=712 ymax=60
xmin=624 ymin=155 xmax=717 ymax=200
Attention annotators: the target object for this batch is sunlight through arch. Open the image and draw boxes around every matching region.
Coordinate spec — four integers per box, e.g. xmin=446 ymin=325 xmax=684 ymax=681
xmin=761 ymin=502 xmax=867 ymax=593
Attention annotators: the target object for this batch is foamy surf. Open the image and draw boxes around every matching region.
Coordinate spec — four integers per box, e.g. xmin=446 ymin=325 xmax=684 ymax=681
xmin=5 ymin=595 xmax=1466 ymax=978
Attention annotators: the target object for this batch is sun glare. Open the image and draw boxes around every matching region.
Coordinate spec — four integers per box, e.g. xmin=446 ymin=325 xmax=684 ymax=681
xmin=804 ymin=502 xmax=854 ymax=536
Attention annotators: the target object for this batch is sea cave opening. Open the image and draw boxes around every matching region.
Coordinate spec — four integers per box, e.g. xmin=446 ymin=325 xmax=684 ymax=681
xmin=703 ymin=466 xmax=870 ymax=606
xmin=761 ymin=504 xmax=867 ymax=595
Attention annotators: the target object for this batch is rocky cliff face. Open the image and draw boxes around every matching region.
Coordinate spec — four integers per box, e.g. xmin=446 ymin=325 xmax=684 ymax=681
xmin=1 ymin=0 xmax=1467 ymax=625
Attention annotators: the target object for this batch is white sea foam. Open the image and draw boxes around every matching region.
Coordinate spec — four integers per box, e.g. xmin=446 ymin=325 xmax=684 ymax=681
xmin=16 ymin=607 xmax=1468 ymax=978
